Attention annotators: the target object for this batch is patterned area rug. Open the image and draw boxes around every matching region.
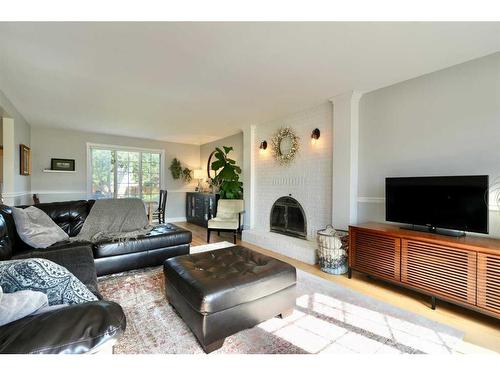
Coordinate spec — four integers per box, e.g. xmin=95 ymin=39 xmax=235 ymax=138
xmin=98 ymin=243 xmax=466 ymax=354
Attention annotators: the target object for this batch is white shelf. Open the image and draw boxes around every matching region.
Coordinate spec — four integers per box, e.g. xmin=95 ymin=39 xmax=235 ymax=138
xmin=42 ymin=169 xmax=76 ymax=173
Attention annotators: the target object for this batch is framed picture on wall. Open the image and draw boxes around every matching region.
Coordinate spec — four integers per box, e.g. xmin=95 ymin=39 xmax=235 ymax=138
xmin=20 ymin=144 xmax=31 ymax=176
xmin=51 ymin=158 xmax=76 ymax=171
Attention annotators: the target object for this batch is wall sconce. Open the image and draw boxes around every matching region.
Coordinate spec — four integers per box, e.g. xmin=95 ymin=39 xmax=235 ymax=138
xmin=259 ymin=140 xmax=268 ymax=151
xmin=311 ymin=128 xmax=320 ymax=144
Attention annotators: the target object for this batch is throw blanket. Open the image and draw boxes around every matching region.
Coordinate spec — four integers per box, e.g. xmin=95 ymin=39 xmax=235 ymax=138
xmin=74 ymin=198 xmax=153 ymax=243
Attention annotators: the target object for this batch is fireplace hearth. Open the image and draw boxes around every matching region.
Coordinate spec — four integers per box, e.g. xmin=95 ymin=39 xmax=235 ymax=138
xmin=270 ymin=196 xmax=307 ymax=239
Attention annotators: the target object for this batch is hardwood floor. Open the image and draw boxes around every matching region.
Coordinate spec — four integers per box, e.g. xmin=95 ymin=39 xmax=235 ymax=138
xmin=176 ymin=221 xmax=500 ymax=353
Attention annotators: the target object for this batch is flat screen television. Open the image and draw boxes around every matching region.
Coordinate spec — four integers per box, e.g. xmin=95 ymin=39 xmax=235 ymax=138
xmin=385 ymin=175 xmax=489 ymax=234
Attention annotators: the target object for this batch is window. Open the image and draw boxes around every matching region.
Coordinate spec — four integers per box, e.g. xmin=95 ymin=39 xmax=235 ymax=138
xmin=88 ymin=144 xmax=163 ymax=202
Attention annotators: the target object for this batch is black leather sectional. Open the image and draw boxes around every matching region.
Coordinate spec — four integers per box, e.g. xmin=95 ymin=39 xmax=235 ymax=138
xmin=0 ymin=200 xmax=192 ymax=276
xmin=0 ymin=199 xmax=192 ymax=354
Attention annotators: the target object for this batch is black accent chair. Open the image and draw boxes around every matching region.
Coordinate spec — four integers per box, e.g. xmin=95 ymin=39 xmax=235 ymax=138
xmin=152 ymin=190 xmax=168 ymax=224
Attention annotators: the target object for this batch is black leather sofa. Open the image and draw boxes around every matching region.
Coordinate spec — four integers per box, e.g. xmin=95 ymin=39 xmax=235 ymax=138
xmin=0 ymin=242 xmax=126 ymax=354
xmin=0 ymin=199 xmax=192 ymax=354
xmin=0 ymin=200 xmax=192 ymax=276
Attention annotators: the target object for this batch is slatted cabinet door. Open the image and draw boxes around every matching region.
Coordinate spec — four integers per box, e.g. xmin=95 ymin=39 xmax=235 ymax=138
xmin=401 ymin=239 xmax=476 ymax=305
xmin=350 ymin=230 xmax=401 ymax=281
xmin=477 ymin=253 xmax=500 ymax=317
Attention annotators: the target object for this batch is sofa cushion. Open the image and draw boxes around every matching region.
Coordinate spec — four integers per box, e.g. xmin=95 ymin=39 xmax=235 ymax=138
xmin=93 ymin=223 xmax=192 ymax=258
xmin=0 ymin=201 xmax=94 ymax=254
xmin=11 ymin=206 xmax=70 ymax=249
xmin=18 ymin=200 xmax=94 ymax=238
xmin=163 ymin=246 xmax=297 ymax=313
xmin=0 ymin=258 xmax=98 ymax=305
xmin=0 ymin=286 xmax=49 ymax=326
xmin=12 ymin=244 xmax=99 ymax=297
xmin=207 ymin=217 xmax=239 ymax=230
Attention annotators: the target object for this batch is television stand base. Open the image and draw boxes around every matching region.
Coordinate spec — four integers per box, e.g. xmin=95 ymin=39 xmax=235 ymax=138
xmin=400 ymin=225 xmax=466 ymax=238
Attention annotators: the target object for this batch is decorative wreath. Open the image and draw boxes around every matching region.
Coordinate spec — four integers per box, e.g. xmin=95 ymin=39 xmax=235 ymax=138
xmin=271 ymin=127 xmax=300 ymax=165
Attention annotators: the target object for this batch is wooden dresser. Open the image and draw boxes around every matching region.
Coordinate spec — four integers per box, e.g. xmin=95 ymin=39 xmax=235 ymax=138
xmin=186 ymin=192 xmax=218 ymax=227
xmin=349 ymin=223 xmax=500 ymax=319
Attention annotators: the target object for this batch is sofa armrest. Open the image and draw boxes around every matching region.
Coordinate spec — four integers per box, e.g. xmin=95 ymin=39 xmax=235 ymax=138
xmin=0 ymin=301 xmax=126 ymax=354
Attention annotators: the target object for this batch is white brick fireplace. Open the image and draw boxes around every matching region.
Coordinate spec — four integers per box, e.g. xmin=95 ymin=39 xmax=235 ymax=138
xmin=242 ymin=101 xmax=332 ymax=264
xmin=242 ymin=93 xmax=361 ymax=265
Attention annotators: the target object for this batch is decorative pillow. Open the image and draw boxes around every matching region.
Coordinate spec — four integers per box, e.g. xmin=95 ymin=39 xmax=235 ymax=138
xmin=0 ymin=285 xmax=49 ymax=326
xmin=0 ymin=259 xmax=98 ymax=306
xmin=11 ymin=206 xmax=69 ymax=248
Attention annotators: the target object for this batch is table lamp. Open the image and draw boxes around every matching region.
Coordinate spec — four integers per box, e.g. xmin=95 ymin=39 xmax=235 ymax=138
xmin=193 ymin=169 xmax=205 ymax=191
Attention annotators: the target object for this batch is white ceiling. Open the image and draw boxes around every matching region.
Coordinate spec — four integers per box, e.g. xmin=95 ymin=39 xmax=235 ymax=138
xmin=0 ymin=22 xmax=499 ymax=145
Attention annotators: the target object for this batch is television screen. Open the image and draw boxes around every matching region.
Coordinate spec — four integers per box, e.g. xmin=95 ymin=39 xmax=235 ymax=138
xmin=385 ymin=175 xmax=489 ymax=234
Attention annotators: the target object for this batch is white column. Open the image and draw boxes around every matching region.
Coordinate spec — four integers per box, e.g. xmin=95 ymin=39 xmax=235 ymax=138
xmin=242 ymin=125 xmax=256 ymax=229
xmin=330 ymin=91 xmax=363 ymax=230
xmin=1 ymin=117 xmax=15 ymax=206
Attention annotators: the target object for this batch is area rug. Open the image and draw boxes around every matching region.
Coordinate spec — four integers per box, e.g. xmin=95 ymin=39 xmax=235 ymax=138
xmin=98 ymin=242 xmax=466 ymax=354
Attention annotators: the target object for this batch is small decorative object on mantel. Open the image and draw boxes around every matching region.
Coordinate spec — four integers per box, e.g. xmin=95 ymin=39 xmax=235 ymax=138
xmin=51 ymin=158 xmax=75 ymax=171
xmin=271 ymin=127 xmax=300 ymax=165
xmin=20 ymin=144 xmax=31 ymax=176
xmin=169 ymin=158 xmax=193 ymax=183
xmin=317 ymin=225 xmax=349 ymax=275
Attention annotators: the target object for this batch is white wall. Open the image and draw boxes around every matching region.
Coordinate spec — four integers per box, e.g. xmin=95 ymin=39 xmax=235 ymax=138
xmin=358 ymin=52 xmax=500 ymax=237
xmin=30 ymin=127 xmax=201 ymax=219
xmin=0 ymin=89 xmax=31 ymax=205
xmin=251 ymin=102 xmax=333 ymax=239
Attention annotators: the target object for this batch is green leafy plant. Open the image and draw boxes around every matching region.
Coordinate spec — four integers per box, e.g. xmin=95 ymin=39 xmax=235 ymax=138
xmin=182 ymin=167 xmax=193 ymax=183
xmin=169 ymin=158 xmax=182 ymax=179
xmin=170 ymin=158 xmax=192 ymax=183
xmin=211 ymin=146 xmax=243 ymax=199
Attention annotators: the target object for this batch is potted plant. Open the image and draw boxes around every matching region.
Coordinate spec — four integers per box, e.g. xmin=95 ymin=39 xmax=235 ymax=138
xmin=210 ymin=146 xmax=243 ymax=199
xmin=169 ymin=158 xmax=192 ymax=183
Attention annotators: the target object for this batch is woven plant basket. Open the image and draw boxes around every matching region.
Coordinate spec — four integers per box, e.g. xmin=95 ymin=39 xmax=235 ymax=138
xmin=316 ymin=225 xmax=349 ymax=275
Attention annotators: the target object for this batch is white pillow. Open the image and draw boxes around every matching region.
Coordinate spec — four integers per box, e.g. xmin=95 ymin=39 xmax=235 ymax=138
xmin=0 ymin=285 xmax=49 ymax=326
xmin=11 ymin=206 xmax=69 ymax=248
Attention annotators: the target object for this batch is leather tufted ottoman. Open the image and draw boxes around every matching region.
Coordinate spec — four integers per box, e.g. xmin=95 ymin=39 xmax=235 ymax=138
xmin=163 ymin=246 xmax=297 ymax=353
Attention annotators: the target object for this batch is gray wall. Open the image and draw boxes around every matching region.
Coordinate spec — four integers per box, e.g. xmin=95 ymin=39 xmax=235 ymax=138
xmin=30 ymin=127 xmax=201 ymax=220
xmin=358 ymin=52 xmax=500 ymax=237
xmin=200 ymin=132 xmax=244 ymax=181
xmin=0 ymin=89 xmax=31 ymax=204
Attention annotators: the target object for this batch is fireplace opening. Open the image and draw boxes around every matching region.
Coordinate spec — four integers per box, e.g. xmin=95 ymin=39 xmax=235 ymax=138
xmin=270 ymin=196 xmax=307 ymax=239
